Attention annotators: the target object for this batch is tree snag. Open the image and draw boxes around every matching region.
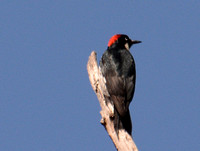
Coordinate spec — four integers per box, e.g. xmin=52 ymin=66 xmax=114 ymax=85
xmin=87 ymin=51 xmax=139 ymax=151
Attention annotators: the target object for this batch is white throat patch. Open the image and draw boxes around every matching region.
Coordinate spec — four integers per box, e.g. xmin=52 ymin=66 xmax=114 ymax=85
xmin=125 ymin=43 xmax=130 ymax=51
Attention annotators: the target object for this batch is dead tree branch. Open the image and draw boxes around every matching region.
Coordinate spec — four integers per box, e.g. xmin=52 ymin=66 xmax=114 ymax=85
xmin=87 ymin=51 xmax=139 ymax=151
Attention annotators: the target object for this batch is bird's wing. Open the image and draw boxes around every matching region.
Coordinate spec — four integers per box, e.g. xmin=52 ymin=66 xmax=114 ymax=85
xmin=105 ymin=75 xmax=135 ymax=117
xmin=100 ymin=50 xmax=135 ymax=117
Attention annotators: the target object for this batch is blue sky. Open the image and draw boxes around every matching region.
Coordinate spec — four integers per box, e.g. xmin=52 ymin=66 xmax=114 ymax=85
xmin=1 ymin=1 xmax=200 ymax=151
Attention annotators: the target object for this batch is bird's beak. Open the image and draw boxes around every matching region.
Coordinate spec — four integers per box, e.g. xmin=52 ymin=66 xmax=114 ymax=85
xmin=131 ymin=40 xmax=142 ymax=45
xmin=127 ymin=40 xmax=141 ymax=50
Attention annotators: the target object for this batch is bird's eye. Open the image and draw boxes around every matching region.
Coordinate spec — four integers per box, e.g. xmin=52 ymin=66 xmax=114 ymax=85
xmin=125 ymin=38 xmax=128 ymax=41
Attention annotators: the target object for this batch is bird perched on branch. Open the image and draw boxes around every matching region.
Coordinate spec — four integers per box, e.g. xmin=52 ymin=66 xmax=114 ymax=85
xmin=100 ymin=34 xmax=141 ymax=135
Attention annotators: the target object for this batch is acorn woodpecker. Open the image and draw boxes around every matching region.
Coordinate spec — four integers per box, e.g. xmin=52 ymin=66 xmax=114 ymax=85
xmin=100 ymin=34 xmax=141 ymax=135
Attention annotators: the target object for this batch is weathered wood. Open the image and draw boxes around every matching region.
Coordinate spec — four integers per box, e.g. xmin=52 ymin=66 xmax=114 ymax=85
xmin=87 ymin=51 xmax=139 ymax=151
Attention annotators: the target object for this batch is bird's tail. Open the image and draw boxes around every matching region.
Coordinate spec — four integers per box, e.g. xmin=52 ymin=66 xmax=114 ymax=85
xmin=114 ymin=108 xmax=132 ymax=135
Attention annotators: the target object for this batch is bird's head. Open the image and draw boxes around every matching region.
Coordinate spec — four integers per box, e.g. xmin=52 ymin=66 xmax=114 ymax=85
xmin=107 ymin=34 xmax=141 ymax=50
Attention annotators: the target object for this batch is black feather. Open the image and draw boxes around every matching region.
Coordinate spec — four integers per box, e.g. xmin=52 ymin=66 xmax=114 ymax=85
xmin=100 ymin=35 xmax=136 ymax=135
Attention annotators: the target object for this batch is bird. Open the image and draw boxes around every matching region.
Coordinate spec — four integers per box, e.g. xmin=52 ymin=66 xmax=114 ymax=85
xmin=99 ymin=34 xmax=141 ymax=135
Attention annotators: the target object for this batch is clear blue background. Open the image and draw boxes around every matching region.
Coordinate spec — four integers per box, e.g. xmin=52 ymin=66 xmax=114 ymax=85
xmin=1 ymin=1 xmax=200 ymax=151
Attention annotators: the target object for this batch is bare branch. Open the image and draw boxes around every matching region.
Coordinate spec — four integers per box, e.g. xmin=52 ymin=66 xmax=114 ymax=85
xmin=87 ymin=51 xmax=139 ymax=151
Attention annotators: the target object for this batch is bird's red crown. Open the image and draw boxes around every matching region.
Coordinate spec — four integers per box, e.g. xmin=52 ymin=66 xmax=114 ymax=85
xmin=108 ymin=34 xmax=121 ymax=47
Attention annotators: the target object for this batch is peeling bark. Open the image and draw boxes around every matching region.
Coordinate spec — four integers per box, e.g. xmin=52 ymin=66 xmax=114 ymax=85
xmin=87 ymin=51 xmax=139 ymax=151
